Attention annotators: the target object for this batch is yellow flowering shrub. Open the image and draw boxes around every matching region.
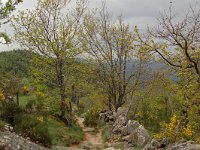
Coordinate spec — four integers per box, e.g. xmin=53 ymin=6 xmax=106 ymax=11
xmin=182 ymin=125 xmax=193 ymax=139
xmin=154 ymin=115 xmax=194 ymax=142
xmin=22 ymin=86 xmax=30 ymax=94
xmin=0 ymin=91 xmax=5 ymax=101
xmin=35 ymin=91 xmax=45 ymax=98
xmin=154 ymin=115 xmax=180 ymax=142
xmin=83 ymin=104 xmax=102 ymax=127
xmin=195 ymin=137 xmax=200 ymax=144
xmin=37 ymin=116 xmax=44 ymax=122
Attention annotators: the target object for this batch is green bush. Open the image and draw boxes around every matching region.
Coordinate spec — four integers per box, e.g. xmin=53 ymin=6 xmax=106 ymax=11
xmin=14 ymin=114 xmax=51 ymax=147
xmin=0 ymin=120 xmax=5 ymax=131
xmin=25 ymin=99 xmax=43 ymax=114
xmin=83 ymin=105 xmax=101 ymax=127
xmin=0 ymin=101 xmax=22 ymax=125
xmin=58 ymin=124 xmax=84 ymax=146
xmin=47 ymin=116 xmax=84 ymax=147
xmin=102 ymin=125 xmax=112 ymax=142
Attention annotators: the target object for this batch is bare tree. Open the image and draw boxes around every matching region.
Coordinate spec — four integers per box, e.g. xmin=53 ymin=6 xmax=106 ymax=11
xmin=136 ymin=4 xmax=200 ymax=80
xmin=81 ymin=5 xmax=147 ymax=110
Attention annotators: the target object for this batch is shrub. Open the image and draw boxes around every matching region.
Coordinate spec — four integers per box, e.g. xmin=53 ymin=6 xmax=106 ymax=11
xmin=47 ymin=116 xmax=84 ymax=147
xmin=22 ymin=86 xmax=30 ymax=95
xmin=83 ymin=104 xmax=102 ymax=127
xmin=25 ymin=99 xmax=43 ymax=114
xmin=0 ymin=90 xmax=5 ymax=101
xmin=14 ymin=114 xmax=51 ymax=147
xmin=102 ymin=125 xmax=112 ymax=142
xmin=58 ymin=124 xmax=84 ymax=146
xmin=154 ymin=115 xmax=194 ymax=143
xmin=0 ymin=120 xmax=5 ymax=131
xmin=0 ymin=101 xmax=22 ymax=125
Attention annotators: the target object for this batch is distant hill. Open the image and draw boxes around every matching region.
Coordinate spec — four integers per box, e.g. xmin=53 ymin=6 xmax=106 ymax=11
xmin=0 ymin=50 xmax=32 ymax=77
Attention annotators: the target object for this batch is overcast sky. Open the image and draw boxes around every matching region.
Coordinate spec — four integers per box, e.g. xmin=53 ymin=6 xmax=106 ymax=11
xmin=0 ymin=0 xmax=198 ymax=51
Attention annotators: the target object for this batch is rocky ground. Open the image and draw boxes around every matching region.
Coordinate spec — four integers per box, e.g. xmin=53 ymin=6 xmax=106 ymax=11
xmin=1 ymin=108 xmax=200 ymax=150
xmin=99 ymin=107 xmax=200 ymax=150
xmin=0 ymin=131 xmax=48 ymax=150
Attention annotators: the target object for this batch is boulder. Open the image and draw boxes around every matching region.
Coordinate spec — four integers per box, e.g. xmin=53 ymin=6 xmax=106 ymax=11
xmin=136 ymin=125 xmax=151 ymax=147
xmin=112 ymin=116 xmax=127 ymax=133
xmin=143 ymin=139 xmax=161 ymax=150
xmin=116 ymin=107 xmax=127 ymax=117
xmin=99 ymin=111 xmax=114 ymax=123
xmin=127 ymin=120 xmax=140 ymax=135
xmin=0 ymin=131 xmax=48 ymax=150
xmin=0 ymin=141 xmax=13 ymax=150
xmin=169 ymin=141 xmax=200 ymax=150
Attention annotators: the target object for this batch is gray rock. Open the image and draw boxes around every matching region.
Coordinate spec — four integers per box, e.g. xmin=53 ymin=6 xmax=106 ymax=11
xmin=169 ymin=141 xmax=200 ymax=150
xmin=112 ymin=116 xmax=127 ymax=133
xmin=116 ymin=107 xmax=126 ymax=117
xmin=136 ymin=125 xmax=151 ymax=147
xmin=127 ymin=120 xmax=140 ymax=135
xmin=143 ymin=139 xmax=161 ymax=150
xmin=108 ymin=107 xmax=151 ymax=148
xmin=0 ymin=131 xmax=48 ymax=150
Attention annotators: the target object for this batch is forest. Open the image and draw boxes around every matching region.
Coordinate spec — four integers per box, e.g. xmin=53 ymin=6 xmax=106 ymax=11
xmin=0 ymin=0 xmax=200 ymax=150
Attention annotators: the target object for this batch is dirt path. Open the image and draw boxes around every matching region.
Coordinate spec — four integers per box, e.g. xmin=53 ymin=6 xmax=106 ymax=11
xmin=71 ymin=117 xmax=103 ymax=149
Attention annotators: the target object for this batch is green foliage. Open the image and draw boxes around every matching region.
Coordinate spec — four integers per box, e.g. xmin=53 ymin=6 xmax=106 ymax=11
xmin=102 ymin=125 xmax=112 ymax=142
xmin=14 ymin=114 xmax=51 ymax=147
xmin=0 ymin=120 xmax=6 ymax=131
xmin=47 ymin=116 xmax=84 ymax=147
xmin=154 ymin=115 xmax=194 ymax=143
xmin=19 ymin=94 xmax=37 ymax=107
xmin=0 ymin=50 xmax=32 ymax=78
xmin=58 ymin=124 xmax=84 ymax=146
xmin=0 ymin=0 xmax=23 ymax=44
xmin=0 ymin=0 xmax=23 ymax=18
xmin=0 ymin=101 xmax=22 ymax=125
xmin=83 ymin=104 xmax=102 ymax=127
xmin=25 ymin=99 xmax=43 ymax=114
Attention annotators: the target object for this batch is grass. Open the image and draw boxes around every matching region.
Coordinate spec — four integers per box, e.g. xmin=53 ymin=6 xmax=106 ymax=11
xmin=0 ymin=120 xmax=6 ymax=131
xmin=19 ymin=94 xmax=37 ymax=107
xmin=102 ymin=125 xmax=112 ymax=142
xmin=12 ymin=94 xmax=85 ymax=147
xmin=47 ymin=116 xmax=84 ymax=147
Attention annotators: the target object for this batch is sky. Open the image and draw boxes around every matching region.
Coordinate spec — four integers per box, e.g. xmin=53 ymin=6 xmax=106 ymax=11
xmin=0 ymin=0 xmax=198 ymax=51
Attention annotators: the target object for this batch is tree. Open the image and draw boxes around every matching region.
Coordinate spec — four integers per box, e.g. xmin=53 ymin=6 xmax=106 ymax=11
xmin=12 ymin=0 xmax=87 ymax=123
xmin=0 ymin=73 xmax=23 ymax=105
xmin=0 ymin=0 xmax=22 ymax=43
xmin=81 ymin=5 xmax=148 ymax=110
xmin=135 ymin=4 xmax=200 ymax=129
xmin=0 ymin=50 xmax=32 ymax=77
xmin=135 ymin=4 xmax=200 ymax=82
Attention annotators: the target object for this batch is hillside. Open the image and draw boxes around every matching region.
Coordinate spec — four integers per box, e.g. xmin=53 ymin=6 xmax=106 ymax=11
xmin=0 ymin=50 xmax=32 ymax=77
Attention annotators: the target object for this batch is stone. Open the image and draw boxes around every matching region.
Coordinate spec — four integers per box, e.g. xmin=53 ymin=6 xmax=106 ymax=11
xmin=169 ymin=141 xmax=200 ymax=150
xmin=112 ymin=116 xmax=127 ymax=133
xmin=99 ymin=110 xmax=115 ymax=123
xmin=116 ymin=107 xmax=126 ymax=117
xmin=127 ymin=120 xmax=140 ymax=135
xmin=125 ymin=125 xmax=151 ymax=148
xmin=143 ymin=139 xmax=161 ymax=150
xmin=136 ymin=125 xmax=151 ymax=147
xmin=0 ymin=131 xmax=48 ymax=150
xmin=121 ymin=125 xmax=129 ymax=136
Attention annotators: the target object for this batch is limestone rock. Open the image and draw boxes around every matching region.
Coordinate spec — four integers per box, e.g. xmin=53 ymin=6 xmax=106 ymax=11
xmin=169 ymin=141 xmax=200 ymax=150
xmin=143 ymin=139 xmax=161 ymax=150
xmin=0 ymin=131 xmax=48 ymax=150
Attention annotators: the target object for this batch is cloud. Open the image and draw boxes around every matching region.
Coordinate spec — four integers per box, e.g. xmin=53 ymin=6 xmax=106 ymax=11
xmin=0 ymin=0 xmax=198 ymax=51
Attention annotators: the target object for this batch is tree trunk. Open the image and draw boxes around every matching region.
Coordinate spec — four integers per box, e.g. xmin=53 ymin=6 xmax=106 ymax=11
xmin=16 ymin=92 xmax=19 ymax=105
xmin=56 ymin=59 xmax=67 ymax=120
